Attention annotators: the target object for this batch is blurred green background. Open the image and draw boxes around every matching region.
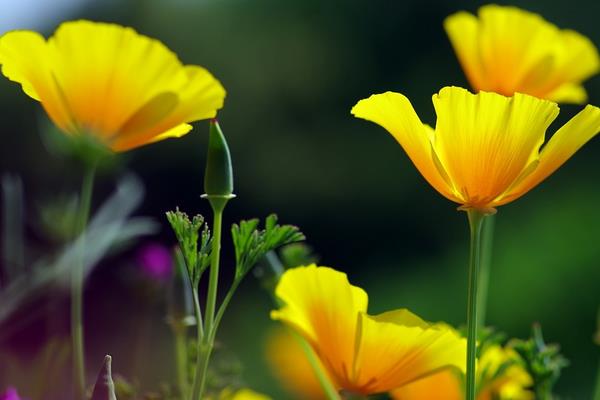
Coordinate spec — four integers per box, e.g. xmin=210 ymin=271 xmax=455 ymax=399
xmin=1 ymin=0 xmax=599 ymax=398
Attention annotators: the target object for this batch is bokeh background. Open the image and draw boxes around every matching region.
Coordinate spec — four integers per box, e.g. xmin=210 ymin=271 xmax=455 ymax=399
xmin=1 ymin=0 xmax=600 ymax=398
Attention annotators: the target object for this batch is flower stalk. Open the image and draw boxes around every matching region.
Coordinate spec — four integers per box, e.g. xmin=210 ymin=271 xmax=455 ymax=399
xmin=72 ymin=163 xmax=96 ymax=399
xmin=190 ymin=120 xmax=234 ymax=400
xmin=465 ymin=209 xmax=488 ymax=400
xmin=477 ymin=214 xmax=496 ymax=327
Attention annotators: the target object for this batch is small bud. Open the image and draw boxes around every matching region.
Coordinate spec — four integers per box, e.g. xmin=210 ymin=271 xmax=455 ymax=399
xmin=204 ymin=120 xmax=234 ymax=199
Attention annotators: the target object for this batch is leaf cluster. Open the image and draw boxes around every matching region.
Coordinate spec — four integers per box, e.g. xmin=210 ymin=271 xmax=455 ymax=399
xmin=509 ymin=324 xmax=569 ymax=400
xmin=166 ymin=209 xmax=212 ymax=286
xmin=231 ymin=214 xmax=305 ymax=281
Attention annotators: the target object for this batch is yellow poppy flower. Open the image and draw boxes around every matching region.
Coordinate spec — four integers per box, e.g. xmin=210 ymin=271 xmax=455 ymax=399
xmin=0 ymin=20 xmax=225 ymax=151
xmin=265 ymin=327 xmax=328 ymax=399
xmin=352 ymin=86 xmax=600 ymax=212
xmin=444 ymin=4 xmax=600 ymax=104
xmin=391 ymin=345 xmax=533 ymax=400
xmin=270 ymin=265 xmax=466 ymax=396
xmin=221 ymin=389 xmax=271 ymax=400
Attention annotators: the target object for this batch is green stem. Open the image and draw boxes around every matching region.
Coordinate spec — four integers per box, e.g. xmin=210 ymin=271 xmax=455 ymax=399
xmin=477 ymin=214 xmax=495 ymax=327
xmin=71 ymin=164 xmax=96 ymax=399
xmin=295 ymin=331 xmax=341 ymax=400
xmin=211 ymin=279 xmax=240 ymax=343
xmin=174 ymin=324 xmax=189 ymax=399
xmin=593 ymin=355 xmax=600 ymax=400
xmin=190 ymin=200 xmax=225 ymax=400
xmin=465 ymin=209 xmax=486 ymax=400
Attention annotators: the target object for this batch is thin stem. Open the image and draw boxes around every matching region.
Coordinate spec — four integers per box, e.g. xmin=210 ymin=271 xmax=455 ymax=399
xmin=193 ymin=288 xmax=204 ymax=340
xmin=465 ymin=209 xmax=486 ymax=400
xmin=211 ymin=279 xmax=240 ymax=343
xmin=189 ymin=287 xmax=205 ymax=400
xmin=71 ymin=164 xmax=96 ymax=399
xmin=477 ymin=214 xmax=495 ymax=327
xmin=190 ymin=202 xmax=225 ymax=400
xmin=294 ymin=331 xmax=341 ymax=400
xmin=174 ymin=324 xmax=189 ymax=399
xmin=593 ymin=355 xmax=600 ymax=400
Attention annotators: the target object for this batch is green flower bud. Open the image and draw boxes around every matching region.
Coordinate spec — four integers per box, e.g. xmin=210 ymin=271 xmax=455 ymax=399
xmin=204 ymin=119 xmax=234 ymax=199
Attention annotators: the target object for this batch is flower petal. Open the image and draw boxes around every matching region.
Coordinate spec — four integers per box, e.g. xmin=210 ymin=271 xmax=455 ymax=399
xmin=496 ymin=104 xmax=600 ymax=205
xmin=351 ymin=92 xmax=458 ymax=202
xmin=0 ymin=30 xmax=75 ymax=132
xmin=352 ymin=310 xmax=466 ymax=394
xmin=48 ymin=20 xmax=190 ymax=141
xmin=445 ymin=5 xmax=600 ymax=103
xmin=432 ymin=87 xmax=558 ymax=208
xmin=270 ymin=265 xmax=368 ymax=388
xmin=444 ymin=11 xmax=485 ymax=90
xmin=389 ymin=369 xmax=463 ymax=400
xmin=115 ymin=65 xmax=225 ymax=149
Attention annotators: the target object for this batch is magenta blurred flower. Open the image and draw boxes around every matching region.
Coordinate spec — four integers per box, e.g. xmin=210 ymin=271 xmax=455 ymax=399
xmin=136 ymin=243 xmax=173 ymax=282
xmin=0 ymin=388 xmax=21 ymax=400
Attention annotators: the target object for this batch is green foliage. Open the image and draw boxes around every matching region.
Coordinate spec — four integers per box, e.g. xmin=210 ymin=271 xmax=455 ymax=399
xmin=510 ymin=324 xmax=569 ymax=400
xmin=166 ymin=209 xmax=212 ymax=286
xmin=279 ymin=243 xmax=319 ymax=268
xmin=231 ymin=214 xmax=305 ymax=281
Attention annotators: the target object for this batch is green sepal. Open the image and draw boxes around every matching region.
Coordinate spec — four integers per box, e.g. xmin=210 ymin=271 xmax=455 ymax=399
xmin=204 ymin=120 xmax=234 ymax=198
xmin=91 ymin=355 xmax=117 ymax=400
xmin=231 ymin=214 xmax=305 ymax=281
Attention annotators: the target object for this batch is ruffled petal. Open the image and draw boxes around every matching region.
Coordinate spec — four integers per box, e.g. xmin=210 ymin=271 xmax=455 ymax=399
xmin=496 ymin=104 xmax=600 ymax=205
xmin=444 ymin=5 xmax=599 ymax=103
xmin=444 ymin=11 xmax=485 ymax=90
xmin=271 ymin=265 xmax=368 ymax=388
xmin=0 ymin=30 xmax=75 ymax=132
xmin=351 ymin=310 xmax=466 ymax=394
xmin=351 ymin=92 xmax=458 ymax=202
xmin=432 ymin=87 xmax=558 ymax=208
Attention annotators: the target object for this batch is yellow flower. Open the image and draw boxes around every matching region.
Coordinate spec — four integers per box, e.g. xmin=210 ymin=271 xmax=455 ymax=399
xmin=444 ymin=4 xmax=600 ymax=104
xmin=352 ymin=86 xmax=600 ymax=212
xmin=220 ymin=389 xmax=271 ymax=400
xmin=391 ymin=344 xmax=533 ymax=400
xmin=264 ymin=327 xmax=328 ymax=399
xmin=270 ymin=265 xmax=466 ymax=396
xmin=0 ymin=20 xmax=225 ymax=151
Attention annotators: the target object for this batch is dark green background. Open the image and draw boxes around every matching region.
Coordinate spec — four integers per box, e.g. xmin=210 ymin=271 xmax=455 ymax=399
xmin=0 ymin=0 xmax=599 ymax=398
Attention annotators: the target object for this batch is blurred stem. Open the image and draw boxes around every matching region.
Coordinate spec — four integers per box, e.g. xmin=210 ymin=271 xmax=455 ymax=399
xmin=477 ymin=214 xmax=495 ymax=327
xmin=465 ymin=209 xmax=487 ymax=400
xmin=263 ymin=252 xmax=341 ymax=400
xmin=211 ymin=279 xmax=240 ymax=343
xmin=174 ymin=324 xmax=189 ymax=399
xmin=191 ymin=200 xmax=226 ymax=400
xmin=593 ymin=355 xmax=600 ymax=400
xmin=71 ymin=164 xmax=96 ymax=400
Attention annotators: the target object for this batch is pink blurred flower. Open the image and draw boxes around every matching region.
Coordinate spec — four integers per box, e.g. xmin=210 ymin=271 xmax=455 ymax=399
xmin=136 ymin=242 xmax=173 ymax=282
xmin=0 ymin=388 xmax=21 ymax=400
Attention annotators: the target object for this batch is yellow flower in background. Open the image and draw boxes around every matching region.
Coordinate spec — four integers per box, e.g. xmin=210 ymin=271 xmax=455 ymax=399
xmin=352 ymin=86 xmax=600 ymax=212
xmin=226 ymin=389 xmax=271 ymax=400
xmin=217 ymin=388 xmax=271 ymax=400
xmin=0 ymin=20 xmax=225 ymax=151
xmin=270 ymin=265 xmax=466 ymax=396
xmin=445 ymin=4 xmax=600 ymax=103
xmin=265 ymin=327 xmax=328 ymax=400
xmin=391 ymin=344 xmax=533 ymax=400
